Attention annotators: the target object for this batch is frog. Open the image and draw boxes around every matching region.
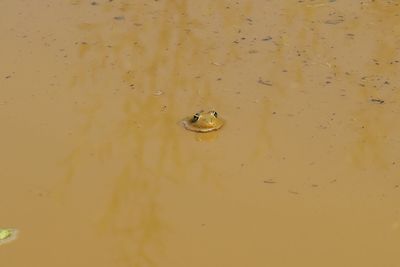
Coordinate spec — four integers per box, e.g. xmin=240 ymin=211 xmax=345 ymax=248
xmin=181 ymin=110 xmax=224 ymax=132
xmin=0 ymin=228 xmax=18 ymax=245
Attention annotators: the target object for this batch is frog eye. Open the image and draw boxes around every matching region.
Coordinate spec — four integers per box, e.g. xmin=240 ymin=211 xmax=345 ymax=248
xmin=191 ymin=113 xmax=200 ymax=122
xmin=212 ymin=111 xmax=218 ymax=117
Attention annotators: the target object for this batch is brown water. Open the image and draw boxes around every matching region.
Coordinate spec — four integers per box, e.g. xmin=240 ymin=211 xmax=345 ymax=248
xmin=1 ymin=0 xmax=400 ymax=266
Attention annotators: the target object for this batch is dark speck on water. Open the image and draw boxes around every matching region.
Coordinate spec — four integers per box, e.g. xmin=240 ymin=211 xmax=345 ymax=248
xmin=370 ymin=98 xmax=385 ymax=104
xmin=258 ymin=78 xmax=272 ymax=86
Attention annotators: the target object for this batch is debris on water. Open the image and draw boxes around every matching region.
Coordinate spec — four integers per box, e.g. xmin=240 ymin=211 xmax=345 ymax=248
xmin=153 ymin=90 xmax=164 ymax=96
xmin=91 ymin=1 xmax=98 ymax=6
xmin=307 ymin=0 xmax=335 ymax=8
xmin=324 ymin=12 xmax=344 ymax=25
xmin=0 ymin=229 xmax=18 ymax=245
xmin=262 ymin=36 xmax=272 ymax=41
xmin=370 ymin=98 xmax=384 ymax=104
xmin=263 ymin=179 xmax=276 ymax=184
xmin=113 ymin=16 xmax=125 ymax=21
xmin=258 ymin=78 xmax=272 ymax=86
xmin=324 ymin=17 xmax=344 ymax=24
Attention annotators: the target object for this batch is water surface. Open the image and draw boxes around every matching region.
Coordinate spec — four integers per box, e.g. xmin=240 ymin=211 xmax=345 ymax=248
xmin=1 ymin=1 xmax=400 ymax=266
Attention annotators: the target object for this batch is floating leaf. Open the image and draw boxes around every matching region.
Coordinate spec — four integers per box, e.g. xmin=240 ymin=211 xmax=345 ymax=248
xmin=0 ymin=229 xmax=12 ymax=240
xmin=0 ymin=228 xmax=18 ymax=245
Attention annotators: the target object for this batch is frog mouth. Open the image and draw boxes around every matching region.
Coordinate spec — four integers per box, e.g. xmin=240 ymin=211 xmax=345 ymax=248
xmin=180 ymin=117 xmax=224 ymax=133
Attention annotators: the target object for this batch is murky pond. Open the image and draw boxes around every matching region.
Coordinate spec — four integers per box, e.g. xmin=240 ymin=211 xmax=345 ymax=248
xmin=1 ymin=0 xmax=400 ymax=266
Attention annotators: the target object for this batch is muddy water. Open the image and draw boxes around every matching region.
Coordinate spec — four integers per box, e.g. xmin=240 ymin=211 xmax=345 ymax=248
xmin=1 ymin=0 xmax=400 ymax=266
